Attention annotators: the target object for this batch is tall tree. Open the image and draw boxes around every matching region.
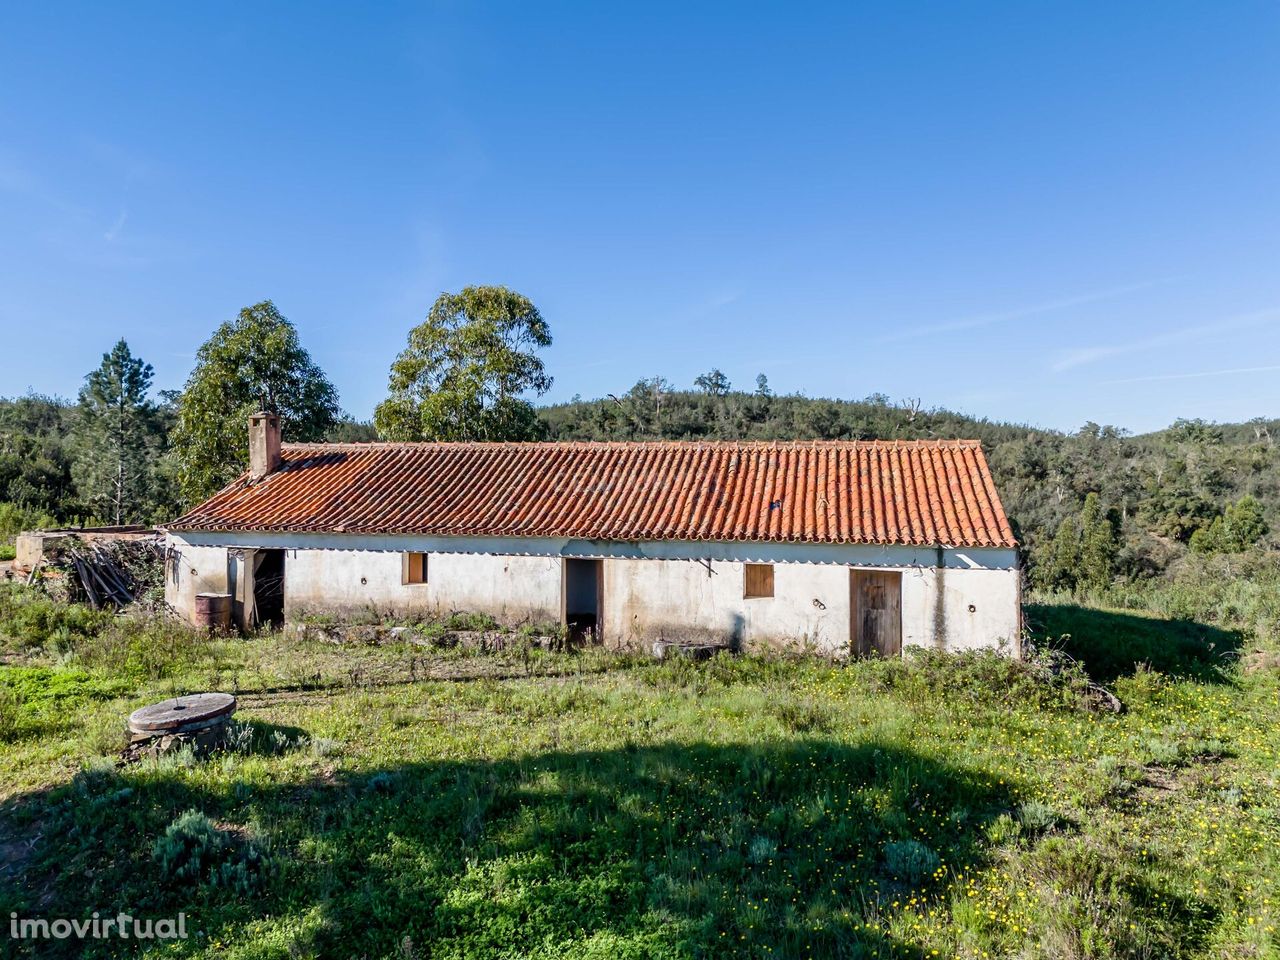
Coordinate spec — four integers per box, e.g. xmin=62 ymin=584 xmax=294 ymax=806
xmin=374 ymin=286 xmax=552 ymax=442
xmin=694 ymin=369 xmax=731 ymax=397
xmin=1191 ymin=495 xmax=1270 ymax=554
xmin=1035 ymin=515 xmax=1081 ymax=592
xmin=172 ymin=301 xmax=339 ymax=504
xmin=0 ymin=394 xmax=79 ymax=519
xmin=71 ymin=340 xmax=162 ymax=525
xmin=1078 ymin=492 xmax=1120 ymax=591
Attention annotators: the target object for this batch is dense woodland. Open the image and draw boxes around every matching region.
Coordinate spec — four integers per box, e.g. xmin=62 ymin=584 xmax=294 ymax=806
xmin=2 ymin=373 xmax=1275 ymax=593
xmin=543 ymin=382 xmax=1277 ymax=585
xmin=0 ymin=292 xmax=1273 ymax=597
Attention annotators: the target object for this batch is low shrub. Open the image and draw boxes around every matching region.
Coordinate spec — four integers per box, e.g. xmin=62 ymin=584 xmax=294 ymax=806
xmin=0 ymin=582 xmax=112 ymax=651
xmin=0 ymin=686 xmax=20 ymax=742
xmin=222 ymin=720 xmax=314 ymax=757
xmin=153 ymin=810 xmax=231 ymax=882
xmin=73 ymin=613 xmax=212 ymax=680
xmin=152 ymin=810 xmax=271 ymax=893
xmin=365 ymin=771 xmax=398 ymax=794
xmin=882 ymin=839 xmax=941 ymax=883
xmin=1016 ymin=799 xmax=1061 ymax=835
xmin=1143 ymin=738 xmax=1181 ymax=767
xmin=870 ymin=646 xmax=1095 ymax=712
xmin=443 ymin=611 xmax=499 ymax=632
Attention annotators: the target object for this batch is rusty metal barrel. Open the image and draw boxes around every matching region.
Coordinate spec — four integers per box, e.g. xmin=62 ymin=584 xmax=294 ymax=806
xmin=193 ymin=592 xmax=232 ymax=631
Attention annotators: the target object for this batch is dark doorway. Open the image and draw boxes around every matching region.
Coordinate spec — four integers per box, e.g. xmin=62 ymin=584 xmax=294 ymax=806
xmin=253 ymin=549 xmax=286 ymax=629
xmin=563 ymin=558 xmax=602 ymax=644
xmin=850 ymin=569 xmax=901 ymax=657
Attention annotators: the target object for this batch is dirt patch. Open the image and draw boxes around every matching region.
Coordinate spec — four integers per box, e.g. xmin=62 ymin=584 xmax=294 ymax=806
xmin=1242 ymin=648 xmax=1280 ymax=673
xmin=1139 ymin=765 xmax=1180 ymax=795
xmin=0 ymin=817 xmax=44 ymax=884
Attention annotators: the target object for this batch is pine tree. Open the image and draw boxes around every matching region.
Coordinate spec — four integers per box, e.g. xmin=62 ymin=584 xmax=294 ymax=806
xmin=71 ymin=340 xmax=161 ymax=525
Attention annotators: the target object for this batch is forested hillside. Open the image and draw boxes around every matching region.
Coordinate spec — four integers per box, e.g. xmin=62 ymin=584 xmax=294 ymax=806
xmin=541 ymin=381 xmax=1279 ymax=590
xmin=3 ymin=381 xmax=1276 ymax=592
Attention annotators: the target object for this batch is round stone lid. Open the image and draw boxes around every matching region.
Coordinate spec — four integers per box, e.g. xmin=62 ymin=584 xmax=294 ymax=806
xmin=128 ymin=693 xmax=237 ymax=733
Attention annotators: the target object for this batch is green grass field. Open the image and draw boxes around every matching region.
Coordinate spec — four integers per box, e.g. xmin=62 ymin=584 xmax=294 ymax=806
xmin=1 ymin=593 xmax=1278 ymax=959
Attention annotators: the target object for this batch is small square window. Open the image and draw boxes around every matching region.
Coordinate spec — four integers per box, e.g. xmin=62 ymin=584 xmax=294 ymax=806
xmin=743 ymin=563 xmax=774 ymax=599
xmin=403 ymin=552 xmax=428 ymax=585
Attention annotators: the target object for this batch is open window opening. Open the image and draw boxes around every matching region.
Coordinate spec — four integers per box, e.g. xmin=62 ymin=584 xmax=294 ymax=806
xmin=563 ymin=558 xmax=602 ymax=644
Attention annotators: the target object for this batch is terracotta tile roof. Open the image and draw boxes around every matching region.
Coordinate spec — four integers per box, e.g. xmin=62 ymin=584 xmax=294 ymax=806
xmin=167 ymin=440 xmax=1016 ymax=548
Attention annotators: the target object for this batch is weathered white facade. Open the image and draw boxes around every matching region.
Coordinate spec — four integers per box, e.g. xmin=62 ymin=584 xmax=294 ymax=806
xmin=165 ymin=429 xmax=1024 ymax=657
xmin=165 ymin=530 xmax=1022 ymax=656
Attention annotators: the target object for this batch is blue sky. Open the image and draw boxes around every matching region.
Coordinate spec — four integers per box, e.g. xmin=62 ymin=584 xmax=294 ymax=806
xmin=2 ymin=2 xmax=1277 ymax=434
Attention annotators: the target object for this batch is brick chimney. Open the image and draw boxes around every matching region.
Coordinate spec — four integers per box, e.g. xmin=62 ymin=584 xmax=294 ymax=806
xmin=248 ymin=412 xmax=282 ymax=480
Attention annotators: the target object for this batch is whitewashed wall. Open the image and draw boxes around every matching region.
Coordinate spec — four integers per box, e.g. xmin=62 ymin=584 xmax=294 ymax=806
xmin=899 ymin=566 xmax=1022 ymax=654
xmin=601 ymin=558 xmax=1021 ymax=655
xmin=601 ymin=557 xmax=849 ymax=652
xmin=164 ymin=542 xmax=231 ymax=616
xmin=165 ymin=533 xmax=1021 ymax=655
xmin=282 ymin=548 xmax=561 ymax=624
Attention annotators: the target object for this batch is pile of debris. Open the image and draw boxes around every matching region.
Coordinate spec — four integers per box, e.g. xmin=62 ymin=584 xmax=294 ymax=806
xmin=39 ymin=536 xmax=165 ymax=609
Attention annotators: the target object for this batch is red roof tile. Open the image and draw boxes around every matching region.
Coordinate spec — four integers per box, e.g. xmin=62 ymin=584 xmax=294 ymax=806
xmin=167 ymin=440 xmax=1016 ymax=548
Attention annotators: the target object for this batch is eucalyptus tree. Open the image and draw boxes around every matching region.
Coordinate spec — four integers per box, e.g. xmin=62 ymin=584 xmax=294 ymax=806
xmin=172 ymin=301 xmax=339 ymax=504
xmin=375 ymin=286 xmax=552 ymax=442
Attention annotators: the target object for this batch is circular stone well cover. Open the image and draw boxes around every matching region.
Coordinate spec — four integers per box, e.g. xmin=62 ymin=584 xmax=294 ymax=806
xmin=128 ymin=693 xmax=237 ymax=733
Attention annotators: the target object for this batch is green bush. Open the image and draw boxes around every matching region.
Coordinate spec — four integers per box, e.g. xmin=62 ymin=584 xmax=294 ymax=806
xmin=152 ymin=810 xmax=270 ymax=893
xmin=0 ymin=687 xmax=20 ymax=742
xmin=74 ymin=613 xmax=212 ymax=680
xmin=873 ymin=647 xmax=1093 ymax=713
xmin=882 ymin=839 xmax=941 ymax=883
xmin=0 ymin=502 xmax=57 ymax=539
xmin=0 ymin=582 xmax=112 ymax=650
xmin=0 ymin=585 xmax=212 ymax=679
xmin=443 ymin=611 xmax=499 ymax=632
xmin=0 ymin=544 xmax=14 ymax=562
xmin=1016 ymin=799 xmax=1061 ymax=835
xmin=1088 ymin=550 xmax=1280 ymax=640
xmin=153 ymin=810 xmax=232 ymax=883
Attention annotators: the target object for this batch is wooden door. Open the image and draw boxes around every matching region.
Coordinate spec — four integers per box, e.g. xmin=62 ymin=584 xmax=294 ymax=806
xmin=850 ymin=570 xmax=902 ymax=657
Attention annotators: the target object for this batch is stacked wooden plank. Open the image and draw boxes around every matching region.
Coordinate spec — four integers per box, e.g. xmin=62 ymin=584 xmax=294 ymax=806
xmin=48 ymin=537 xmax=164 ymax=609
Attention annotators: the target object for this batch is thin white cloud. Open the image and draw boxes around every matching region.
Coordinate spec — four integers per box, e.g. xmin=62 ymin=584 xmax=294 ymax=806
xmin=879 ymin=278 xmax=1172 ymax=344
xmin=104 ymin=209 xmax=129 ymax=243
xmin=1103 ymin=363 xmax=1280 ymax=385
xmin=1053 ymin=306 xmax=1280 ymax=372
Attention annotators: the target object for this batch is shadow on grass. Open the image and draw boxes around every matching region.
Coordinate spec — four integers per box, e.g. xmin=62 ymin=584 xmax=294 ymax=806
xmin=3 ymin=740 xmax=1013 ymax=959
xmin=1026 ymin=603 xmax=1243 ymax=684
